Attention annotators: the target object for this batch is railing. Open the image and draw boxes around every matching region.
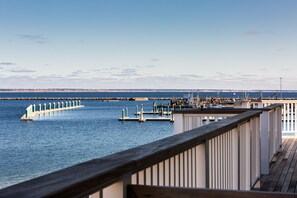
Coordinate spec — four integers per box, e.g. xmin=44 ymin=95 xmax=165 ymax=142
xmin=0 ymin=105 xmax=282 ymax=198
xmin=173 ymin=108 xmax=247 ymax=134
xmin=173 ymin=104 xmax=283 ymax=175
xmin=260 ymin=104 xmax=283 ymax=174
xmin=262 ymin=99 xmax=297 ymax=134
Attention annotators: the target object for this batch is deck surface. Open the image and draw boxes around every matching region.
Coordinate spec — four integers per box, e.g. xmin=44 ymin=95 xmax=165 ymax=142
xmin=260 ymin=136 xmax=297 ymax=193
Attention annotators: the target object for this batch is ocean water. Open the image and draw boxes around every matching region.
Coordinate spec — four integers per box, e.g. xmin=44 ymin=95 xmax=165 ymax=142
xmin=1 ymin=91 xmax=297 ymax=189
xmin=0 ymin=96 xmax=174 ymax=189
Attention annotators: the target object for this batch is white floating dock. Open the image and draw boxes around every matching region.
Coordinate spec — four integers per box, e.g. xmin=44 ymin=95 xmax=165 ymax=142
xmin=20 ymin=100 xmax=84 ymax=121
xmin=118 ymin=117 xmax=173 ymax=122
xmin=134 ymin=111 xmax=172 ymax=115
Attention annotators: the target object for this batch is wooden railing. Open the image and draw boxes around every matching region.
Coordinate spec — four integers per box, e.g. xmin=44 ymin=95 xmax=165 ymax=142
xmin=0 ymin=105 xmax=282 ymax=198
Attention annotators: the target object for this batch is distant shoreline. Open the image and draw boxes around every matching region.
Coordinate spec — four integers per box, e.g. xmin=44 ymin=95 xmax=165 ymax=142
xmin=1 ymin=89 xmax=297 ymax=93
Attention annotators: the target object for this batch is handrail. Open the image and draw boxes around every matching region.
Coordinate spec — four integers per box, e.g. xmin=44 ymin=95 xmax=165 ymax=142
xmin=173 ymin=104 xmax=283 ymax=114
xmin=0 ymin=110 xmax=262 ymax=198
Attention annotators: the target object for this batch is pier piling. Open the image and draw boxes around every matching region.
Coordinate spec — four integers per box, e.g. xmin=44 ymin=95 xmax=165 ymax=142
xmin=122 ymin=109 xmax=125 ymax=120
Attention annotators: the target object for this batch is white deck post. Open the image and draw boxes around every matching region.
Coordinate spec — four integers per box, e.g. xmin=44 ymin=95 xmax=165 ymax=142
xmin=261 ymin=111 xmax=269 ymax=175
xmin=173 ymin=114 xmax=184 ymax=134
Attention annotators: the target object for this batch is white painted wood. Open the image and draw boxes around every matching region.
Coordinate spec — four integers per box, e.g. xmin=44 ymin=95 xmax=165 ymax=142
xmin=232 ymin=128 xmax=239 ymax=190
xmin=175 ymin=155 xmax=179 ymax=187
xmin=89 ymin=191 xmax=100 ymax=198
xmin=159 ymin=162 xmax=164 ymax=186
xmin=152 ymin=164 xmax=158 ymax=186
xmin=196 ymin=144 xmax=206 ymax=188
xmin=170 ymin=157 xmax=175 ymax=187
xmin=173 ymin=114 xmax=184 ymax=134
xmin=260 ymin=111 xmax=269 ymax=175
xmin=131 ymin=174 xmax=137 ymax=185
xmin=103 ymin=181 xmax=124 ymax=198
xmin=180 ymin=152 xmax=184 ymax=187
xmin=145 ymin=167 xmax=151 ymax=185
xmin=138 ymin=170 xmax=144 ymax=185
xmin=164 ymin=159 xmax=170 ymax=186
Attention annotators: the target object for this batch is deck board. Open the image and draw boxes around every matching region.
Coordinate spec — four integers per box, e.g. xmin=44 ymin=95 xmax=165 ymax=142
xmin=260 ymin=137 xmax=297 ymax=193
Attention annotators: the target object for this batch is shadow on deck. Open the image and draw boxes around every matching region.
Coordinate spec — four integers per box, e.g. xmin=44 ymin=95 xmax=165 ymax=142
xmin=260 ymin=136 xmax=297 ymax=193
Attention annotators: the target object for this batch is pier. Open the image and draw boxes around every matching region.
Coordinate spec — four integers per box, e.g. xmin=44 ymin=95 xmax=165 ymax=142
xmin=134 ymin=103 xmax=173 ymax=115
xmin=20 ymin=100 xmax=83 ymax=121
xmin=119 ymin=105 xmax=174 ymax=122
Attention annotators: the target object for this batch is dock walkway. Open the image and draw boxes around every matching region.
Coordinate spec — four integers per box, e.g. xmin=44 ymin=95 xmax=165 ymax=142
xmin=260 ymin=136 xmax=297 ymax=193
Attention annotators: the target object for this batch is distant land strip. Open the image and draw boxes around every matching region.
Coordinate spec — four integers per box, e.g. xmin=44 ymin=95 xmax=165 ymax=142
xmin=0 ymin=97 xmax=174 ymax=101
xmin=0 ymin=89 xmax=296 ymax=92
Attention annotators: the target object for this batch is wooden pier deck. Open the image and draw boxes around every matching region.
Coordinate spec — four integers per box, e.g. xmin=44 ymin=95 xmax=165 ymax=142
xmin=260 ymin=136 xmax=297 ymax=193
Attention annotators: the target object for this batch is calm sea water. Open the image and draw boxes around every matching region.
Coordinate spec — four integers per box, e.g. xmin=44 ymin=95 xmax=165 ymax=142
xmin=0 ymin=91 xmax=296 ymax=189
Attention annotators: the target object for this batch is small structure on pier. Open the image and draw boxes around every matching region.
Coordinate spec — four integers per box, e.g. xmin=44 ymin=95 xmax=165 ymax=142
xmin=20 ymin=100 xmax=84 ymax=121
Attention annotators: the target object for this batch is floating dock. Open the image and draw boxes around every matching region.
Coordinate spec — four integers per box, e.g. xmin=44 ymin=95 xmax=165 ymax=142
xmin=20 ymin=100 xmax=83 ymax=121
xmin=133 ymin=103 xmax=172 ymax=115
xmin=118 ymin=117 xmax=172 ymax=122
xmin=119 ymin=107 xmax=174 ymax=122
xmin=134 ymin=111 xmax=172 ymax=115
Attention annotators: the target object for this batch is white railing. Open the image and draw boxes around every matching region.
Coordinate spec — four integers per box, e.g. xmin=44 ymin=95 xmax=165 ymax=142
xmin=87 ymin=111 xmax=262 ymax=198
xmin=174 ymin=113 xmax=237 ymax=134
xmin=262 ymin=100 xmax=297 ymax=134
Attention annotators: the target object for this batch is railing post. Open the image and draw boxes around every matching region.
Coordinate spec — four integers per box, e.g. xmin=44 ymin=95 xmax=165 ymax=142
xmin=261 ymin=111 xmax=269 ymax=175
xmin=204 ymin=141 xmax=209 ymax=188
xmin=277 ymin=106 xmax=280 ymax=147
xmin=231 ymin=128 xmax=239 ymax=190
xmin=173 ymin=114 xmax=184 ymax=134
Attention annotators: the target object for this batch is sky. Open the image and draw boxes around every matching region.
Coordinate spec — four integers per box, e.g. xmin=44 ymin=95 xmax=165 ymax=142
xmin=0 ymin=0 xmax=297 ymax=90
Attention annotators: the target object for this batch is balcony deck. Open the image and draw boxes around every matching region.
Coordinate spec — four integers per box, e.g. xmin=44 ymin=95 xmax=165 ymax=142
xmin=260 ymin=136 xmax=297 ymax=193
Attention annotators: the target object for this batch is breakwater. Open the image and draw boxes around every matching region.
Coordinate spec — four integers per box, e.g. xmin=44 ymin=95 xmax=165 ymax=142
xmin=20 ymin=100 xmax=84 ymax=121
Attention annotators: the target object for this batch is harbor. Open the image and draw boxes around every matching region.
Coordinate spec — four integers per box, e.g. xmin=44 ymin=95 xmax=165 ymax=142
xmin=2 ymin=91 xmax=297 ymax=196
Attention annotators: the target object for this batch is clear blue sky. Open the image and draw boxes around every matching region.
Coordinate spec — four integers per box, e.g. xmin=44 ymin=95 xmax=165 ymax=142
xmin=0 ymin=0 xmax=297 ymax=90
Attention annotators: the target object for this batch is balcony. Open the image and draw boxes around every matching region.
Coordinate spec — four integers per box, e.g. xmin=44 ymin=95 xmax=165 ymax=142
xmin=0 ymin=102 xmax=296 ymax=197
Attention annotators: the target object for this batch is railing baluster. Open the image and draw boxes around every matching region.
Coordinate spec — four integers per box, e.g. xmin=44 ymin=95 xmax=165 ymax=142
xmin=164 ymin=159 xmax=169 ymax=186
xmin=175 ymin=155 xmax=179 ymax=187
xmin=102 ymin=181 xmax=124 ymax=198
xmin=145 ymin=167 xmax=151 ymax=185
xmin=159 ymin=162 xmax=164 ymax=186
xmin=131 ymin=174 xmax=137 ymax=185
